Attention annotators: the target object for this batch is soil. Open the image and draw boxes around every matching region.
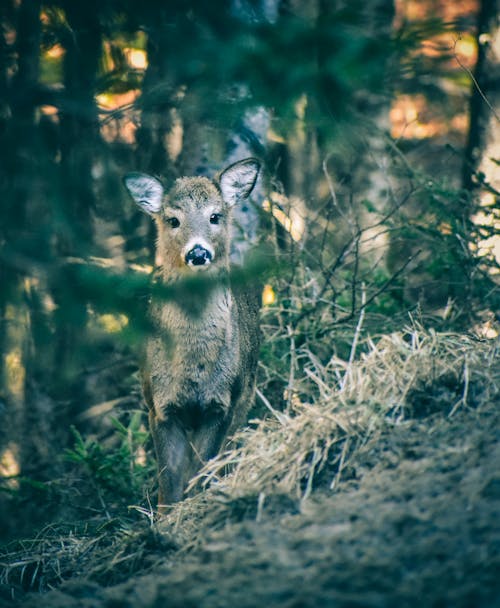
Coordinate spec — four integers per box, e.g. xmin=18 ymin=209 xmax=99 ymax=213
xmin=4 ymin=396 xmax=500 ymax=608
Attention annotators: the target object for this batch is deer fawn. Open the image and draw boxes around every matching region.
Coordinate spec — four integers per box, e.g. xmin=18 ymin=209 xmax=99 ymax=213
xmin=123 ymin=159 xmax=261 ymax=507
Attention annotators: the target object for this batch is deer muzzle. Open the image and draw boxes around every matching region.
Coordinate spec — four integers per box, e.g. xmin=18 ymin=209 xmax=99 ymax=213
xmin=185 ymin=244 xmax=213 ymax=267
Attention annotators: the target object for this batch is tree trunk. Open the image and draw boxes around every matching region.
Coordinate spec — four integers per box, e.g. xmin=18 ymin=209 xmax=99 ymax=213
xmin=135 ymin=9 xmax=175 ymax=179
xmin=462 ymin=0 xmax=500 ymax=197
xmin=0 ymin=0 xmax=15 ymax=411
xmin=0 ymin=0 xmax=46 ymax=479
xmin=58 ymin=0 xmax=102 ymax=253
xmin=46 ymin=2 xmax=102 ymax=416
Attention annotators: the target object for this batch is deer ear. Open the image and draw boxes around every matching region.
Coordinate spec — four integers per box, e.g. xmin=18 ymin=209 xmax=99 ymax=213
xmin=219 ymin=158 xmax=260 ymax=207
xmin=123 ymin=172 xmax=164 ymax=215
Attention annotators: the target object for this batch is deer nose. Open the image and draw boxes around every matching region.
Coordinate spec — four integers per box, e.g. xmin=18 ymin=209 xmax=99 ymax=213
xmin=185 ymin=245 xmax=213 ymax=266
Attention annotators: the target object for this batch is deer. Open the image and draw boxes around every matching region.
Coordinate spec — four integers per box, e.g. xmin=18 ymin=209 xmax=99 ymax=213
xmin=123 ymin=158 xmax=261 ymax=507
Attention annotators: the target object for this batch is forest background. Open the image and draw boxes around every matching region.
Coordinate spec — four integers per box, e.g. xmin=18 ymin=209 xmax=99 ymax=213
xmin=0 ymin=0 xmax=499 ymax=602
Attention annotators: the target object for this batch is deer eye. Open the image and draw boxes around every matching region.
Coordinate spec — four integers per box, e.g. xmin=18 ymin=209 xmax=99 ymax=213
xmin=166 ymin=217 xmax=180 ymax=228
xmin=210 ymin=213 xmax=222 ymax=225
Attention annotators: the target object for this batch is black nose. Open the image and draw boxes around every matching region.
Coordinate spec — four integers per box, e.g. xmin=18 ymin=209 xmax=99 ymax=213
xmin=185 ymin=245 xmax=213 ymax=266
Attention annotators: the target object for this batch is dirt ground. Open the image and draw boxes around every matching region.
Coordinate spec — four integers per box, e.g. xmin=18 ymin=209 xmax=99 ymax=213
xmin=5 ymin=392 xmax=500 ymax=608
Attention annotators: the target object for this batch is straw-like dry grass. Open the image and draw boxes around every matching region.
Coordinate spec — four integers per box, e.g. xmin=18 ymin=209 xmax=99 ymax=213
xmin=169 ymin=325 xmax=499 ymax=528
xmin=0 ymin=520 xmax=175 ymax=595
xmin=1 ymin=325 xmax=499 ymax=598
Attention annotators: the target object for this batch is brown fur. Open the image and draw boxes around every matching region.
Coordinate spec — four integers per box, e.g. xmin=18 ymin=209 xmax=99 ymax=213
xmin=123 ymin=159 xmax=261 ymax=507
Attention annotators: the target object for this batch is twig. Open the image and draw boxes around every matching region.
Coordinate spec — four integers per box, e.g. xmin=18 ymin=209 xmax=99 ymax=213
xmin=330 ymin=436 xmax=350 ymax=490
xmin=256 ymin=492 xmax=266 ymax=523
xmin=77 ymin=396 xmax=137 ymax=421
xmin=336 ymin=249 xmax=422 ymax=326
xmin=341 ymin=283 xmax=366 ymax=391
xmin=286 ymin=325 xmax=297 ymax=411
xmin=322 ymin=156 xmax=346 ymax=222
xmin=255 ymin=388 xmax=287 ymax=424
xmin=448 ymin=355 xmax=470 ymax=418
xmin=301 ymin=447 xmax=322 ymax=502
xmin=453 ymin=38 xmax=500 ymax=124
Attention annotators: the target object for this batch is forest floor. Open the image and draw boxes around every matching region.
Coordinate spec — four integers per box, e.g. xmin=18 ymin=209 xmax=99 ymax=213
xmin=1 ymin=330 xmax=500 ymax=607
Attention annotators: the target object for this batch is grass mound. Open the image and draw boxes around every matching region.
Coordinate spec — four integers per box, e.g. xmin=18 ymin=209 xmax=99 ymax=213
xmin=165 ymin=326 xmax=499 ymax=529
xmin=0 ymin=519 xmax=175 ymax=597
xmin=1 ymin=326 xmax=499 ymax=602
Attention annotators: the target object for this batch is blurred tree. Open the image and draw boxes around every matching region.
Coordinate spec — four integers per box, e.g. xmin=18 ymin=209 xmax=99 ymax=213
xmin=463 ymin=0 xmax=499 ymax=193
xmin=47 ymin=0 xmax=103 ymax=404
xmin=0 ymin=0 xmax=44 ymax=477
xmin=461 ymin=0 xmax=500 ymax=308
xmin=134 ymin=4 xmax=175 ymax=179
xmin=0 ymin=0 xmax=16 ymax=421
xmin=58 ymin=0 xmax=102 ymax=250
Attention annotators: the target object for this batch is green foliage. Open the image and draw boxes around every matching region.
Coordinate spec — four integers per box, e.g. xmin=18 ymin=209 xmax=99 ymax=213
xmin=385 ymin=173 xmax=499 ymax=315
xmin=65 ymin=413 xmax=152 ymax=503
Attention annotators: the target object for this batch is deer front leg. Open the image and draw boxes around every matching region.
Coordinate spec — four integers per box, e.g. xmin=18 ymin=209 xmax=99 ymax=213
xmin=186 ymin=413 xmax=232 ymax=490
xmin=148 ymin=410 xmax=192 ymax=508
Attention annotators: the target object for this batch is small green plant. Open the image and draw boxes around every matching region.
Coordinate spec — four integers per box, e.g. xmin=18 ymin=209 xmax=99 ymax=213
xmin=65 ymin=412 xmax=152 ymax=506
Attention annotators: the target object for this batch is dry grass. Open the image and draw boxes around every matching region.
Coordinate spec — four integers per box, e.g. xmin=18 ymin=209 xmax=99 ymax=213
xmin=185 ymin=325 xmax=499 ymax=508
xmin=1 ymin=325 xmax=499 ymax=595
xmin=0 ymin=519 xmax=175 ymax=595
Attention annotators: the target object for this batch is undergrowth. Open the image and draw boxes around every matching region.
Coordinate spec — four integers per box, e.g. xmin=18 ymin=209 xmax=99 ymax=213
xmin=2 ymin=321 xmax=498 ymax=599
xmin=187 ymin=324 xmax=500 ymax=506
xmin=65 ymin=412 xmax=151 ymax=503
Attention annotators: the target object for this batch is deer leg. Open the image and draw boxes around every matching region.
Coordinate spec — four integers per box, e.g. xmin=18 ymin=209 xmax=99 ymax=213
xmin=187 ymin=414 xmax=232 ymax=488
xmin=149 ymin=410 xmax=193 ymax=507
